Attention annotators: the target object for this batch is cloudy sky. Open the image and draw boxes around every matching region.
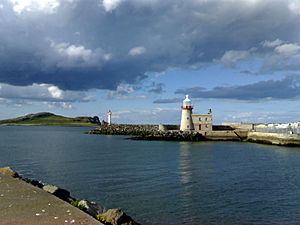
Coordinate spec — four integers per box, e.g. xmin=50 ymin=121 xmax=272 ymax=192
xmin=1 ymin=0 xmax=300 ymax=124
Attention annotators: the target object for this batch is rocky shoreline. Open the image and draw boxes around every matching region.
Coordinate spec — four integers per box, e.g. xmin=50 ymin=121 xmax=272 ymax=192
xmin=88 ymin=124 xmax=206 ymax=141
xmin=0 ymin=167 xmax=140 ymax=225
xmin=129 ymin=130 xmax=206 ymax=141
xmin=88 ymin=124 xmax=158 ymax=136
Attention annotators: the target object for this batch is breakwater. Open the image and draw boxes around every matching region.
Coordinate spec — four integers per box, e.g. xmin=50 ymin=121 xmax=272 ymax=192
xmin=89 ymin=124 xmax=300 ymax=146
xmin=88 ymin=124 xmax=159 ymax=136
xmin=88 ymin=124 xmax=205 ymax=141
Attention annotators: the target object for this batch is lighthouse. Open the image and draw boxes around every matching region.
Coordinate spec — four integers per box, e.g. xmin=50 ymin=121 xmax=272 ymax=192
xmin=107 ymin=110 xmax=112 ymax=125
xmin=180 ymin=95 xmax=194 ymax=131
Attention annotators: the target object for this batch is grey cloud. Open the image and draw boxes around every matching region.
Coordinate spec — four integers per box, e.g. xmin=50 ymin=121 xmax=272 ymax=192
xmin=47 ymin=102 xmax=74 ymax=110
xmin=106 ymin=83 xmax=146 ymax=99
xmin=174 ymin=75 xmax=300 ymax=101
xmin=220 ymin=50 xmax=252 ymax=67
xmin=274 ymin=43 xmax=300 ymax=57
xmin=112 ymin=107 xmax=179 ymax=124
xmin=0 ymin=83 xmax=91 ymax=102
xmin=261 ymin=39 xmax=284 ymax=48
xmin=0 ymin=98 xmax=32 ymax=108
xmin=0 ymin=0 xmax=300 ymax=91
xmin=148 ymin=82 xmax=165 ymax=94
xmin=153 ymin=98 xmax=181 ymax=104
xmin=261 ymin=47 xmax=300 ymax=73
xmin=107 ymin=83 xmax=133 ymax=99
xmin=239 ymin=70 xmax=258 ymax=75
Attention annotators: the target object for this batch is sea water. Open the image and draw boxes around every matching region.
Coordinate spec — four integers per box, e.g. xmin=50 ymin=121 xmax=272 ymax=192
xmin=1 ymin=126 xmax=300 ymax=225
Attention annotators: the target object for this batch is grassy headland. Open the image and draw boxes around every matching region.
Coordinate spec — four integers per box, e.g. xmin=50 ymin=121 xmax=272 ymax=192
xmin=0 ymin=112 xmax=99 ymax=126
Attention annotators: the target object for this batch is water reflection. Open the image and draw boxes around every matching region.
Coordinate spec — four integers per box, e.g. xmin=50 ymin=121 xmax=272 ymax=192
xmin=179 ymin=142 xmax=193 ymax=185
xmin=178 ymin=142 xmax=194 ymax=224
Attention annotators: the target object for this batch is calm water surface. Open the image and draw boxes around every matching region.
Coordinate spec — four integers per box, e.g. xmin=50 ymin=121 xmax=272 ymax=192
xmin=1 ymin=126 xmax=300 ymax=224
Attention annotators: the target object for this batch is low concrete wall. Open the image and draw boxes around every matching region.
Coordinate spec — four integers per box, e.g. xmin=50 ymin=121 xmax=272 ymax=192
xmin=247 ymin=132 xmax=300 ymax=146
xmin=222 ymin=122 xmax=255 ymax=131
xmin=205 ymin=130 xmax=247 ymax=141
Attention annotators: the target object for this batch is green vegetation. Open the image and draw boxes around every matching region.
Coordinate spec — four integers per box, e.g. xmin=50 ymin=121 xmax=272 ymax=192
xmin=0 ymin=112 xmax=99 ymax=127
xmin=70 ymin=199 xmax=87 ymax=211
xmin=96 ymin=214 xmax=108 ymax=223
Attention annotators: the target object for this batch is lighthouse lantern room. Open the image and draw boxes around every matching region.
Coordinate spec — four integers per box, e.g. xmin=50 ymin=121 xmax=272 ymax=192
xmin=180 ymin=95 xmax=194 ymax=131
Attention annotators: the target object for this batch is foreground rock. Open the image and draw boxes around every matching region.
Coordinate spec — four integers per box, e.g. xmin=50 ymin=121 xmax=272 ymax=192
xmin=98 ymin=208 xmax=140 ymax=225
xmin=76 ymin=200 xmax=105 ymax=217
xmin=0 ymin=167 xmax=141 ymax=225
xmin=43 ymin=184 xmax=71 ymax=201
xmin=0 ymin=166 xmax=20 ymax=178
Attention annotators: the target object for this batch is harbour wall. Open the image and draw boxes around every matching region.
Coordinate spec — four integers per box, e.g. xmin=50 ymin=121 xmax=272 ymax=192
xmin=222 ymin=122 xmax=255 ymax=131
xmin=247 ymin=132 xmax=300 ymax=146
xmin=205 ymin=130 xmax=248 ymax=141
xmin=89 ymin=124 xmax=300 ymax=146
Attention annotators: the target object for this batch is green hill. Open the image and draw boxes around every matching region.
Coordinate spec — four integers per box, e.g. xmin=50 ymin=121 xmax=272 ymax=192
xmin=0 ymin=112 xmax=100 ymax=126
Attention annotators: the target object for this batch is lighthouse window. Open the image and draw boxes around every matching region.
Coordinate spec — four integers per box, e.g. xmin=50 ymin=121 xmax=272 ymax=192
xmin=187 ymin=117 xmax=189 ymax=120
xmin=187 ymin=125 xmax=189 ymax=128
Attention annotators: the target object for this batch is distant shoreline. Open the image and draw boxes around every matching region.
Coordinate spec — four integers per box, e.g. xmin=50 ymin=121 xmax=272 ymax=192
xmin=0 ymin=112 xmax=100 ymax=127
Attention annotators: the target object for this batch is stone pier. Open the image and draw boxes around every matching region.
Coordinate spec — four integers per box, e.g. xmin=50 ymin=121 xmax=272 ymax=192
xmin=0 ymin=172 xmax=102 ymax=225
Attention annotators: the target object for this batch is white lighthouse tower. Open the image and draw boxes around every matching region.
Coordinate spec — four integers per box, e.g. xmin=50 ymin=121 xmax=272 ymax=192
xmin=180 ymin=95 xmax=194 ymax=131
xmin=107 ymin=110 xmax=112 ymax=125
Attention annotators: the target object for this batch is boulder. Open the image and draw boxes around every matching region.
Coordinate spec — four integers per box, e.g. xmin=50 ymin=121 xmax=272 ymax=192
xmin=0 ymin=167 xmax=20 ymax=178
xmin=78 ymin=200 xmax=105 ymax=217
xmin=43 ymin=184 xmax=70 ymax=200
xmin=22 ymin=178 xmax=44 ymax=188
xmin=29 ymin=179 xmax=44 ymax=188
xmin=98 ymin=208 xmax=140 ymax=225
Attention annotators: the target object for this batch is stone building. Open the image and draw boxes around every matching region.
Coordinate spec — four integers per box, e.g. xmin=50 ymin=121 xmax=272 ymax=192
xmin=192 ymin=111 xmax=213 ymax=134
